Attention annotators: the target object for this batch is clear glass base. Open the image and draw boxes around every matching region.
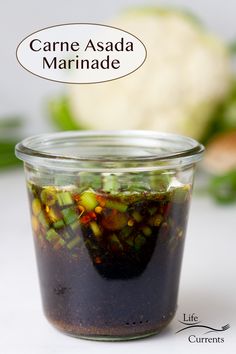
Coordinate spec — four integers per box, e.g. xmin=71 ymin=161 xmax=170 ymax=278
xmin=47 ymin=312 xmax=175 ymax=342
xmin=73 ymin=330 xmax=161 ymax=342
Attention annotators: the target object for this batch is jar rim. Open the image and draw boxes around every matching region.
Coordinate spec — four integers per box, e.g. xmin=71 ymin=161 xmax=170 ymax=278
xmin=15 ymin=130 xmax=204 ymax=172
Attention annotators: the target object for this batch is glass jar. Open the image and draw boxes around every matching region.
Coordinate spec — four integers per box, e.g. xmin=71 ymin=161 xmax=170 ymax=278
xmin=15 ymin=130 xmax=204 ymax=341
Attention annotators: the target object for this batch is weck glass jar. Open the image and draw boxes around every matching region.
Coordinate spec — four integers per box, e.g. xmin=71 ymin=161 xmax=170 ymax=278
xmin=15 ymin=130 xmax=204 ymax=341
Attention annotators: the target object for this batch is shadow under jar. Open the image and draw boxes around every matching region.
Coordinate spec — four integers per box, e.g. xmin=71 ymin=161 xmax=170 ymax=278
xmin=15 ymin=130 xmax=204 ymax=341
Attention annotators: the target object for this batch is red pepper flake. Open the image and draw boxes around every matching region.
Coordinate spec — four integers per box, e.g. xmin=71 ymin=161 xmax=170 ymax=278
xmin=96 ymin=195 xmax=106 ymax=207
xmin=73 ymin=194 xmax=81 ymax=203
xmin=88 ymin=211 xmax=97 ymax=220
xmin=80 ymin=211 xmax=97 ymax=224
xmin=95 ymin=256 xmax=102 ymax=264
xmin=80 ymin=215 xmax=91 ymax=224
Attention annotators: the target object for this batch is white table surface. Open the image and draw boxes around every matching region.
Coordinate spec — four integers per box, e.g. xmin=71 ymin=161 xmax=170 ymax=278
xmin=1 ymin=170 xmax=235 ymax=354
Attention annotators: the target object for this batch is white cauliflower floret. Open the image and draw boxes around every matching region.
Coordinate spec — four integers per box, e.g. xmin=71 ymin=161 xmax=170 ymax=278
xmin=68 ymin=9 xmax=232 ymax=139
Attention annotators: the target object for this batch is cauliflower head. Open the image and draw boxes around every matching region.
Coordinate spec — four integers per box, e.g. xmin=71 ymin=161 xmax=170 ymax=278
xmin=68 ymin=7 xmax=232 ymax=139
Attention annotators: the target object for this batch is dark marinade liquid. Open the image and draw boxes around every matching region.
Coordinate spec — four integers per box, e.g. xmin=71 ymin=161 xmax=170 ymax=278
xmin=29 ymin=184 xmax=190 ymax=338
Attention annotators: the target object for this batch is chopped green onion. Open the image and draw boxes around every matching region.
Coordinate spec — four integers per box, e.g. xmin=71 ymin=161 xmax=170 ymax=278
xmin=124 ymin=173 xmax=150 ymax=192
xmin=47 ymin=207 xmax=62 ymax=222
xmin=54 ymin=176 xmax=75 ymax=186
xmin=32 ymin=198 xmax=41 ymax=216
xmin=38 ymin=211 xmax=49 ymax=229
xmin=90 ymin=221 xmax=102 ymax=237
xmin=62 ymin=207 xmax=78 ymax=225
xmin=150 ymin=171 xmax=171 ymax=192
xmin=79 ymin=172 xmax=102 ymax=190
xmin=132 ymin=211 xmax=143 ymax=222
xmin=125 ymin=237 xmax=134 ymax=247
xmin=46 ymin=228 xmax=60 ymax=242
xmin=40 ymin=188 xmax=56 ymax=206
xmin=27 ymin=182 xmax=37 ymax=197
xmin=54 ymin=238 xmax=66 ymax=250
xmin=134 ymin=234 xmax=146 ymax=251
xmin=70 ymin=220 xmax=80 ymax=231
xmin=120 ymin=226 xmax=132 ymax=239
xmin=80 ymin=190 xmax=98 ymax=211
xmin=103 ymin=174 xmax=119 ymax=193
xmin=173 ymin=186 xmax=190 ymax=203
xmin=53 ymin=219 xmax=65 ymax=229
xmin=109 ymin=234 xmax=123 ymax=251
xmin=67 ymin=236 xmax=81 ymax=250
xmin=57 ymin=191 xmax=73 ymax=206
xmin=149 ymin=207 xmax=157 ymax=215
xmin=62 ymin=231 xmax=71 ymax=240
xmin=142 ymin=226 xmax=152 ymax=236
xmin=127 ymin=184 xmax=150 ymax=192
xmin=85 ymin=239 xmax=98 ymax=250
xmin=105 ymin=199 xmax=128 ymax=212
